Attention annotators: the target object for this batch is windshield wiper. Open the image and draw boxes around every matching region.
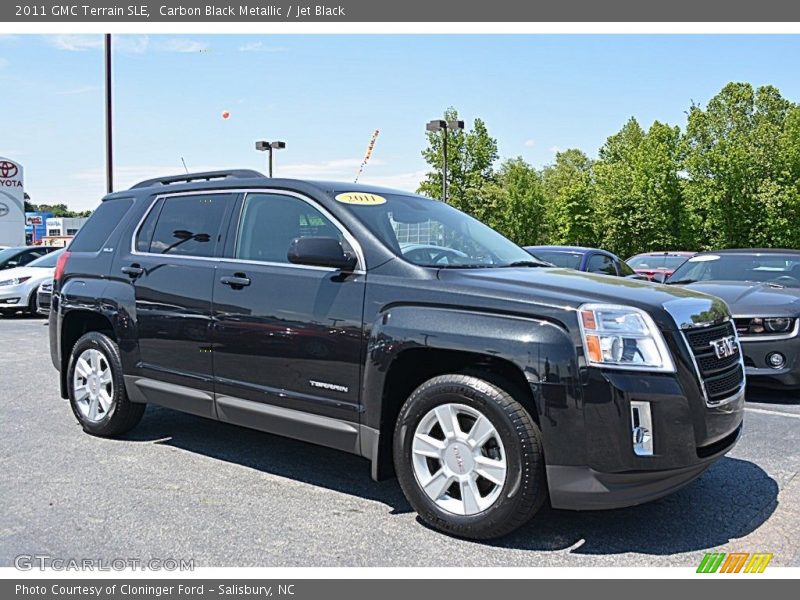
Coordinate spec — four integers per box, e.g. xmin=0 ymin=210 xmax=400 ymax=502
xmin=666 ymin=278 xmax=696 ymax=285
xmin=504 ymin=260 xmax=551 ymax=268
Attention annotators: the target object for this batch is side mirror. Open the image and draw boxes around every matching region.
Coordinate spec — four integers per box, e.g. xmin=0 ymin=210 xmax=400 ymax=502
xmin=652 ymin=272 xmax=667 ymax=284
xmin=288 ymin=237 xmax=357 ymax=272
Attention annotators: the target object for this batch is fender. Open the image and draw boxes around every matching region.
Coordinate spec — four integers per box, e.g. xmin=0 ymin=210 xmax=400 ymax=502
xmin=56 ymin=277 xmax=139 ymax=397
xmin=359 ymin=304 xmax=585 ymax=480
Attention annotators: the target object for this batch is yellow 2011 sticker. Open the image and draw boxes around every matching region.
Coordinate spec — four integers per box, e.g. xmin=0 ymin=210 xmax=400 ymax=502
xmin=335 ymin=192 xmax=387 ymax=205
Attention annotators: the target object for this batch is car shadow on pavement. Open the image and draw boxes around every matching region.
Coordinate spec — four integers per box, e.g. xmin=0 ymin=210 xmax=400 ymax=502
xmin=123 ymin=406 xmax=778 ymax=555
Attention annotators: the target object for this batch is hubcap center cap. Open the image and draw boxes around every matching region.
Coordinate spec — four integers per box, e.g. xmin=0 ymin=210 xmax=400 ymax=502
xmin=443 ymin=441 xmax=474 ymax=475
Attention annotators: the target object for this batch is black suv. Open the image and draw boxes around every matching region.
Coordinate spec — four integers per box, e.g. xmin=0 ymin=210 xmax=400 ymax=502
xmin=50 ymin=170 xmax=745 ymax=539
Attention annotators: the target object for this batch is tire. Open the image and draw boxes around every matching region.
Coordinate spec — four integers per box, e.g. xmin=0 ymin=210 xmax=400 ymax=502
xmin=27 ymin=287 xmax=39 ymax=315
xmin=66 ymin=331 xmax=145 ymax=436
xmin=394 ymin=373 xmax=547 ymax=539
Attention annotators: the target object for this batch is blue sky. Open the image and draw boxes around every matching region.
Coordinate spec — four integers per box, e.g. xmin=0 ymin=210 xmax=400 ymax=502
xmin=1 ymin=34 xmax=798 ymax=211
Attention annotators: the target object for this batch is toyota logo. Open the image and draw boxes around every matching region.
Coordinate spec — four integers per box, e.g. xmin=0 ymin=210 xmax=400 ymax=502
xmin=0 ymin=161 xmax=19 ymax=179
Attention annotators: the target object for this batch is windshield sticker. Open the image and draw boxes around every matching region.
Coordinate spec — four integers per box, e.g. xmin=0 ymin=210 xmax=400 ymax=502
xmin=335 ymin=192 xmax=387 ymax=205
xmin=688 ymin=255 xmax=720 ymax=262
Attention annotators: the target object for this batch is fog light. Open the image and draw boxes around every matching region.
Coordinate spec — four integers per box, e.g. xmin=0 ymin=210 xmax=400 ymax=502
xmin=4 ymin=298 xmax=20 ymax=304
xmin=630 ymin=401 xmax=653 ymax=456
xmin=767 ymin=352 xmax=786 ymax=369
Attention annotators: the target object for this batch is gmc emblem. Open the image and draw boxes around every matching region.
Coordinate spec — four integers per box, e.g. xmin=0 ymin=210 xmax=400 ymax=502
xmin=710 ymin=336 xmax=738 ymax=360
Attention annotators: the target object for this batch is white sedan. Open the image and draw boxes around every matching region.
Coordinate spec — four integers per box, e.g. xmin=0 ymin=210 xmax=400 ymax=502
xmin=0 ymin=249 xmax=64 ymax=316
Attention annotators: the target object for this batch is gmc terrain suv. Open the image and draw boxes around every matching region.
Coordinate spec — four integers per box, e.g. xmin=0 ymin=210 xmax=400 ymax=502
xmin=50 ymin=170 xmax=745 ymax=539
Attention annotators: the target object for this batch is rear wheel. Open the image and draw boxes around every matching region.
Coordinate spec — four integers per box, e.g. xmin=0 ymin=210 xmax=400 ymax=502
xmin=67 ymin=331 xmax=145 ymax=436
xmin=394 ymin=373 xmax=547 ymax=539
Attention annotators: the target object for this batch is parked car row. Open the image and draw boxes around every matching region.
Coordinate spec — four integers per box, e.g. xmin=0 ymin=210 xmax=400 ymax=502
xmin=0 ymin=248 xmax=62 ymax=317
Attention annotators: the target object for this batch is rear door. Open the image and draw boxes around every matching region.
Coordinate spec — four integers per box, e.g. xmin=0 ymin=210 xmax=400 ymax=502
xmin=121 ymin=191 xmax=237 ymax=417
xmin=212 ymin=191 xmax=366 ymax=451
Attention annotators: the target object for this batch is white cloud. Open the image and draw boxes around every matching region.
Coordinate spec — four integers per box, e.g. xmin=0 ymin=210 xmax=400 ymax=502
xmin=0 ymin=57 xmax=8 ymax=69
xmin=549 ymin=145 xmax=562 ymax=154
xmin=48 ymin=35 xmax=103 ymax=51
xmin=239 ymin=41 xmax=287 ymax=53
xmin=56 ymin=85 xmax=101 ymax=96
xmin=358 ymin=170 xmax=425 ymax=192
xmin=524 ymin=139 xmax=536 ymax=148
xmin=71 ymin=164 xmax=220 ymax=189
xmin=277 ymin=158 xmax=385 ymax=179
xmin=158 ymin=39 xmax=208 ymax=53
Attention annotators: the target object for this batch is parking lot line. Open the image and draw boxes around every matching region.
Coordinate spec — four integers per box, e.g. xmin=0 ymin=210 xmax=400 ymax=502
xmin=745 ymin=407 xmax=800 ymax=419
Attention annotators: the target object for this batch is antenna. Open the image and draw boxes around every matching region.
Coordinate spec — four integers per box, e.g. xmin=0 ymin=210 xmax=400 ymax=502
xmin=180 ymin=157 xmax=189 ymax=174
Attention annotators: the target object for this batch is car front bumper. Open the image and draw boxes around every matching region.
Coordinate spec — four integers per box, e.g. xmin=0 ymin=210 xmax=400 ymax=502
xmin=543 ymin=364 xmax=744 ymax=511
xmin=740 ymin=335 xmax=800 ymax=390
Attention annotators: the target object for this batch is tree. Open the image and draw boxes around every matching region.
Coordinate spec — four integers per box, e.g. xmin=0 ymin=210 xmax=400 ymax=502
xmin=541 ymin=149 xmax=597 ymax=246
xmin=594 ymin=118 xmax=687 ymax=258
xmin=418 ymin=107 xmax=498 ymax=222
xmin=483 ymin=158 xmax=547 ymax=245
xmin=682 ymin=82 xmax=799 ymax=249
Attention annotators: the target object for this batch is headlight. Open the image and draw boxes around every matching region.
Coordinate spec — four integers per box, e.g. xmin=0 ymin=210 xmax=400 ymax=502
xmin=739 ymin=317 xmax=795 ymax=334
xmin=0 ymin=276 xmax=31 ymax=287
xmin=579 ymin=303 xmax=676 ymax=372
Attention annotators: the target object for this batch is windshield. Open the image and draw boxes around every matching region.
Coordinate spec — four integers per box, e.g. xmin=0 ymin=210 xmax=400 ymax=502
xmin=0 ymin=247 xmax=25 ymax=265
xmin=29 ymin=249 xmax=63 ymax=268
xmin=628 ymin=255 xmax=690 ymax=270
xmin=345 ymin=193 xmax=537 ymax=268
xmin=528 ymin=250 xmax=582 ymax=269
xmin=668 ymin=252 xmax=800 ymax=287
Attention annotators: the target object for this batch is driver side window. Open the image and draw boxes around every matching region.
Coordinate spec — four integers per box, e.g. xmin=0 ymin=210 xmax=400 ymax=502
xmin=236 ymin=193 xmax=344 ymax=264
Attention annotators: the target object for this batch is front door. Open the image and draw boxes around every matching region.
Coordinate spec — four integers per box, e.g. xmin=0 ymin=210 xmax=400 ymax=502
xmin=122 ymin=192 xmax=235 ymax=417
xmin=212 ymin=191 xmax=365 ymax=450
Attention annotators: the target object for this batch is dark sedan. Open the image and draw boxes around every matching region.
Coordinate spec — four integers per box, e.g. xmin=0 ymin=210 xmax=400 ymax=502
xmin=667 ymin=249 xmax=800 ymax=391
xmin=524 ymin=245 xmax=642 ymax=278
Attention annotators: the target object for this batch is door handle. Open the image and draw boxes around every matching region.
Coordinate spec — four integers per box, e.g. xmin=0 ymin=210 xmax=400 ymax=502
xmin=220 ymin=274 xmax=251 ymax=288
xmin=121 ymin=264 xmax=144 ymax=278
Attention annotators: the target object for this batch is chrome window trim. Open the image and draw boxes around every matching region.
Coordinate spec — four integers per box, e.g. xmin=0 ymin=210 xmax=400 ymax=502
xmin=731 ymin=315 xmax=799 ymax=342
xmin=679 ymin=319 xmax=747 ymax=408
xmin=129 ymin=188 xmax=366 ymax=274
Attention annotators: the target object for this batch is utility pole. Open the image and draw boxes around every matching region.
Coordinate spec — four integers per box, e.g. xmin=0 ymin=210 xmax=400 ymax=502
xmin=104 ymin=34 xmax=113 ymax=194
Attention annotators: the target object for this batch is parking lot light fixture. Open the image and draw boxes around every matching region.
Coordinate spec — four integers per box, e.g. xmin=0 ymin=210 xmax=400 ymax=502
xmin=255 ymin=140 xmax=286 ymax=177
xmin=426 ymin=119 xmax=464 ymax=203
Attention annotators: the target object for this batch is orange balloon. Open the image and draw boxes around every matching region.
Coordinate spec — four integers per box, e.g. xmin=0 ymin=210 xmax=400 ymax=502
xmin=221 ymin=110 xmax=231 ymax=120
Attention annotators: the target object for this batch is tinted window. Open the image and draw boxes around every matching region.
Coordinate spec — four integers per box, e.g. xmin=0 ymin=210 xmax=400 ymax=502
xmin=587 ymin=253 xmax=617 ymax=275
xmin=69 ymin=198 xmax=133 ymax=252
xmin=148 ymin=194 xmax=228 ymax=257
xmin=618 ymin=260 xmax=636 ymax=276
xmin=29 ymin=249 xmax=64 ymax=268
xmin=236 ymin=193 xmax=343 ymax=263
xmin=529 ymin=251 xmax=582 ymax=269
xmin=18 ymin=249 xmax=46 ymax=265
xmin=135 ymin=198 xmax=164 ymax=252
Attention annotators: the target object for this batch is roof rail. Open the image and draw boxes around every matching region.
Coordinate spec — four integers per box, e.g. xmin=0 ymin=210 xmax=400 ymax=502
xmin=129 ymin=169 xmax=264 ymax=190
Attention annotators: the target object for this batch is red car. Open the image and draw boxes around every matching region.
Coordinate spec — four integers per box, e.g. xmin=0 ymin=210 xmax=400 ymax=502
xmin=626 ymin=251 xmax=696 ymax=281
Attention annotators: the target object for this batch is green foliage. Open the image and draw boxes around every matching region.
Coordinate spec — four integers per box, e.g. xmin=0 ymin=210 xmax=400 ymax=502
xmin=682 ymin=82 xmax=799 ymax=249
xmin=418 ymin=107 xmax=498 ymax=222
xmin=26 ymin=202 xmax=92 ymax=218
xmin=417 ymin=84 xmax=799 ymax=257
xmin=541 ymin=149 xmax=596 ymax=246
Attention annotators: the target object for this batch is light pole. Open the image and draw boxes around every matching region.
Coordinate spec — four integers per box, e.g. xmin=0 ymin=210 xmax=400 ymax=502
xmin=104 ymin=34 xmax=113 ymax=194
xmin=426 ymin=119 xmax=464 ymax=202
xmin=255 ymin=140 xmax=286 ymax=177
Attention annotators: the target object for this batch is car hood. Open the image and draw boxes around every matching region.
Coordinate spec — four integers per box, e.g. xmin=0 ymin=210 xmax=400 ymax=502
xmin=0 ymin=265 xmax=55 ymax=285
xmin=679 ymin=281 xmax=800 ymax=317
xmin=437 ymin=267 xmax=730 ymax=331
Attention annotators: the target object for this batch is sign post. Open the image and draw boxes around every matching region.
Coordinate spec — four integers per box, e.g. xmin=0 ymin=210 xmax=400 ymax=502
xmin=0 ymin=156 xmax=25 ymax=246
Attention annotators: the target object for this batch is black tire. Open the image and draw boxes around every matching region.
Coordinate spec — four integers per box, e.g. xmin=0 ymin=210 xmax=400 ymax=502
xmin=66 ymin=331 xmax=145 ymax=436
xmin=27 ymin=287 xmax=39 ymax=315
xmin=394 ymin=373 xmax=547 ymax=539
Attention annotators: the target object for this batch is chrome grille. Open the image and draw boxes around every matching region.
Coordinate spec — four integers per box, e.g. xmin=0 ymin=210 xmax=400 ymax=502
xmin=682 ymin=321 xmax=745 ymax=405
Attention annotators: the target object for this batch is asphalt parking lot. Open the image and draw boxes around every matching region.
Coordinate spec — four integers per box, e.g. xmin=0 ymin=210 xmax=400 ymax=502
xmin=1 ymin=315 xmax=798 ymax=568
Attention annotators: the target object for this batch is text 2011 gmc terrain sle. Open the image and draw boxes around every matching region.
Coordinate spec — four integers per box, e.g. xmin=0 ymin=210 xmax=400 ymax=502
xmin=50 ymin=170 xmax=744 ymax=539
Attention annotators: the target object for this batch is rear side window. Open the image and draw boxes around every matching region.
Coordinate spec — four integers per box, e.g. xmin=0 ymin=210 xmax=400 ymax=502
xmin=146 ymin=194 xmax=228 ymax=257
xmin=587 ymin=253 xmax=616 ymax=275
xmin=69 ymin=198 xmax=134 ymax=253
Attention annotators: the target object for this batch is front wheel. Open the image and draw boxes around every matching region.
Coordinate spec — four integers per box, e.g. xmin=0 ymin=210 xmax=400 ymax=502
xmin=394 ymin=373 xmax=547 ymax=539
xmin=66 ymin=331 xmax=145 ymax=436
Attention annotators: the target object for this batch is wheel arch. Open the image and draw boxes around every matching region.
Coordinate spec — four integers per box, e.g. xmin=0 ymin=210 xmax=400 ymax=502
xmin=360 ymin=305 xmax=581 ymax=481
